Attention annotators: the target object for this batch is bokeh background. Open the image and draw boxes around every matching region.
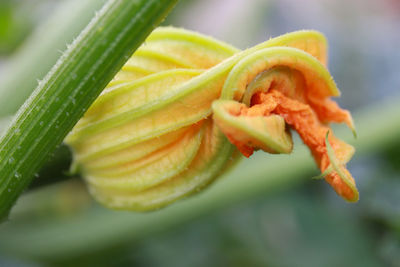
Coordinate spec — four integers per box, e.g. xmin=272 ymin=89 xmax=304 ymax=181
xmin=0 ymin=0 xmax=399 ymax=266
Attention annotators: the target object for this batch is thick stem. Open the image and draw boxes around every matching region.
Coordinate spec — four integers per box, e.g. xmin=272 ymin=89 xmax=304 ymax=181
xmin=0 ymin=0 xmax=178 ymax=220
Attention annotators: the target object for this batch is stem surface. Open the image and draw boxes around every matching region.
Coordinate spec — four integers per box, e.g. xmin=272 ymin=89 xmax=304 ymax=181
xmin=0 ymin=0 xmax=178 ymax=220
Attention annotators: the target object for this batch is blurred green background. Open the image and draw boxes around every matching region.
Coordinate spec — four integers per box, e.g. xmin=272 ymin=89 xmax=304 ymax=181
xmin=0 ymin=0 xmax=399 ymax=266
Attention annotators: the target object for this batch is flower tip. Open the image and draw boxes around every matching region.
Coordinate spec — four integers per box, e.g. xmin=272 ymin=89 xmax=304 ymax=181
xmin=346 ymin=190 xmax=359 ymax=203
xmin=352 ymin=128 xmax=357 ymax=139
xmin=351 ymin=125 xmax=357 ymax=139
xmin=347 ymin=117 xmax=357 ymax=138
xmin=326 ymin=167 xmax=359 ymax=203
xmin=324 ymin=132 xmax=359 ymax=202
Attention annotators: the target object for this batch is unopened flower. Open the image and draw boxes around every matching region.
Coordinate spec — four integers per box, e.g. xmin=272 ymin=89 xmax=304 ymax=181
xmin=65 ymin=27 xmax=358 ymax=210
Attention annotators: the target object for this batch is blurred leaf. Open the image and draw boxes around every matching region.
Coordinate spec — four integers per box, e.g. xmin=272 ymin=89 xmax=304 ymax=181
xmin=0 ymin=0 xmax=32 ymax=55
xmin=126 ymin=192 xmax=382 ymax=267
xmin=0 ymin=0 xmax=107 ymax=115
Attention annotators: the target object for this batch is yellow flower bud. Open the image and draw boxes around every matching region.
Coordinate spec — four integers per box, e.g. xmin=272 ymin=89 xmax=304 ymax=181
xmin=65 ymin=27 xmax=358 ymax=211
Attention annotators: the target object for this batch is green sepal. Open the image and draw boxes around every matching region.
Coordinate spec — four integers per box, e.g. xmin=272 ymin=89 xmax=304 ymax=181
xmin=325 ymin=131 xmax=359 ymax=202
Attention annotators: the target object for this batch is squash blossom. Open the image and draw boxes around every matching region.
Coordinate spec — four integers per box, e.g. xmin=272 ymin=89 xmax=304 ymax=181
xmin=65 ymin=27 xmax=358 ymax=211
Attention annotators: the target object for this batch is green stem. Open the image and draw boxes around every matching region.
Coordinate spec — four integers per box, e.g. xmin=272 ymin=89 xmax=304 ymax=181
xmin=0 ymin=0 xmax=178 ymax=220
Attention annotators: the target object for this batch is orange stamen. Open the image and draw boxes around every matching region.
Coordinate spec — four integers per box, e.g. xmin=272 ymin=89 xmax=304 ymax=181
xmin=228 ymin=90 xmax=356 ymax=200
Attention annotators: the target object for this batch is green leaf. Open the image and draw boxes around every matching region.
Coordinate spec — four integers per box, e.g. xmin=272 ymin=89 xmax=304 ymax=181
xmin=0 ymin=0 xmax=178 ymax=221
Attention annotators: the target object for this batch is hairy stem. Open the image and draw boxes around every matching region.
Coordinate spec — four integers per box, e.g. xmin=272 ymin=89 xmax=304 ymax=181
xmin=0 ymin=0 xmax=178 ymax=220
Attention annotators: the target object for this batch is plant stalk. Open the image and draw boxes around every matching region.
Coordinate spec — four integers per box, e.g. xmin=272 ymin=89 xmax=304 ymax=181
xmin=0 ymin=0 xmax=178 ymax=220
